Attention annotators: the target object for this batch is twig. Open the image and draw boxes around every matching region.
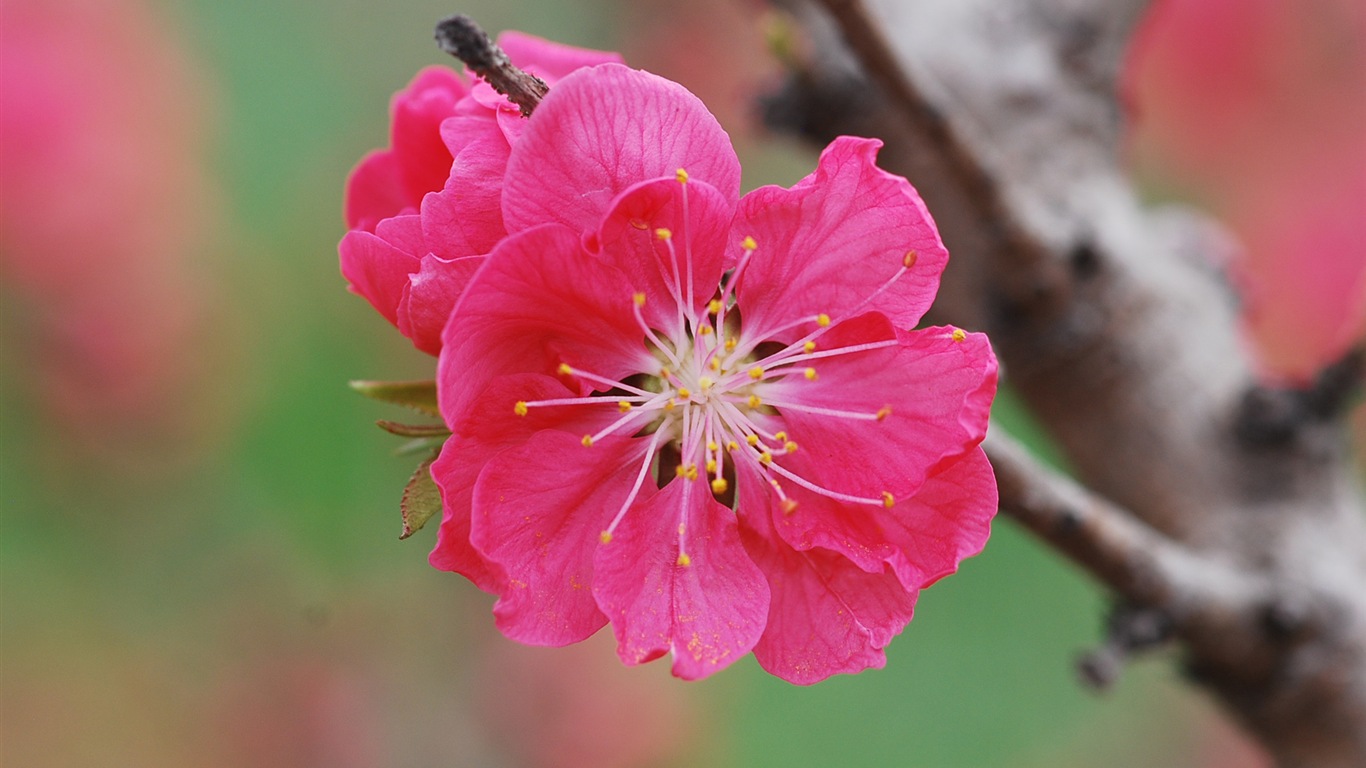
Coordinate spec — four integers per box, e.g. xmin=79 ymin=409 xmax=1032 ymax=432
xmin=984 ymin=430 xmax=1255 ymax=615
xmin=434 ymin=14 xmax=547 ymax=116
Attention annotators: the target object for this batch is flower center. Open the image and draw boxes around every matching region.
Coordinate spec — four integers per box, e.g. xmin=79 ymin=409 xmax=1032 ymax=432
xmin=512 ymin=170 xmax=921 ymax=563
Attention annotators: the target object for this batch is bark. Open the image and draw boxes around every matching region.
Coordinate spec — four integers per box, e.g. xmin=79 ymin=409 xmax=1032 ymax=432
xmin=763 ymin=1 xmax=1366 ymax=765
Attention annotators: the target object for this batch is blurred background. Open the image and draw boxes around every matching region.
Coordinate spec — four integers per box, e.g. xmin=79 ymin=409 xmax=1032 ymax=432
xmin=2 ymin=0 xmax=1359 ymax=765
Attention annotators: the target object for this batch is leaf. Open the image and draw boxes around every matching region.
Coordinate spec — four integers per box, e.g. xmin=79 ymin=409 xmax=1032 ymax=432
xmin=350 ymin=379 xmax=441 ymax=417
xmin=400 ymin=450 xmax=443 ymax=540
xmin=376 ymin=419 xmax=450 ymax=438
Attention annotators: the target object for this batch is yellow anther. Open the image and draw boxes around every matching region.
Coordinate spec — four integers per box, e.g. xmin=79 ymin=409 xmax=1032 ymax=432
xmin=882 ymin=491 xmax=895 ymax=508
xmin=685 ymin=464 xmax=699 ymax=481
xmin=664 ymin=399 xmax=676 ymax=412
xmin=784 ymin=441 xmax=798 ymax=453
xmin=903 ymin=249 xmax=919 ymax=269
xmin=816 ymin=313 xmax=831 ymax=327
xmin=747 ymin=394 xmax=762 ymax=409
xmin=803 ymin=341 xmax=816 ymax=353
xmin=741 ymin=236 xmax=757 ymax=251
xmin=804 ymin=367 xmax=818 ymax=381
xmin=726 ymin=440 xmax=739 ymax=452
xmin=600 ymin=530 xmax=613 ymax=544
xmin=746 ymin=434 xmax=760 ymax=446
xmin=630 ymin=219 xmax=649 ymax=230
xmin=655 ymin=227 xmax=672 ymax=240
xmin=711 ymin=477 xmax=729 ymax=494
xmin=633 ymin=292 xmax=647 ymax=307
xmin=876 ymin=405 xmax=892 ymax=421
xmin=708 ymin=299 xmax=723 ymax=314
xmin=708 ymin=358 xmax=721 ymax=371
xmin=676 ymin=167 xmax=689 ymax=184
xmin=700 ymin=325 xmax=713 ymax=335
xmin=514 ymin=401 xmax=529 ymax=417
xmin=774 ymin=432 xmax=787 ymax=442
xmin=705 ymin=459 xmax=718 ymax=473
xmin=699 ymin=377 xmax=714 ymax=390
xmin=748 ymin=366 xmax=764 ymax=380
xmin=781 ymin=499 xmax=799 ymax=515
xmin=618 ymin=400 xmax=633 ymax=413
xmin=707 ymin=441 xmax=718 ymax=452
xmin=557 ymin=363 xmax=573 ymax=375
xmin=951 ymin=328 xmax=967 ymax=342
xmin=675 ymin=464 xmax=687 ymax=478
xmin=581 ymin=434 xmax=594 ymax=447
xmin=676 ymin=553 xmax=692 ymax=567
xmin=678 ymin=387 xmax=692 ymax=398
xmin=724 ymin=338 xmax=737 ymax=351
xmin=759 ymin=451 xmax=773 ymax=465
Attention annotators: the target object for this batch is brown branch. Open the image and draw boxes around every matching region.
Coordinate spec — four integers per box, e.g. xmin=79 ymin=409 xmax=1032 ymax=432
xmin=771 ymin=0 xmax=1366 ymax=764
xmin=434 ymin=14 xmax=547 ymax=116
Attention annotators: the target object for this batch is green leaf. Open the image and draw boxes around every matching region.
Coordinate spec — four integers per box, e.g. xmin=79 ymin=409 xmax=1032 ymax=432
xmin=400 ymin=451 xmax=442 ymax=540
xmin=349 ymin=379 xmax=440 ymax=417
xmin=375 ymin=419 xmax=450 ymax=438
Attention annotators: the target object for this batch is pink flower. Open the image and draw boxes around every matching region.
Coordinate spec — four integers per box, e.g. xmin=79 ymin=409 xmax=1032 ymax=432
xmin=429 ymin=65 xmax=997 ymax=683
xmin=338 ymin=33 xmax=623 ymax=354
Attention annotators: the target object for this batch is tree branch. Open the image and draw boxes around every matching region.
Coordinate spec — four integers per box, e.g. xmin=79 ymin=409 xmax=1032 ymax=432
xmin=768 ymin=0 xmax=1366 ymax=764
xmin=434 ymin=14 xmax=547 ymax=116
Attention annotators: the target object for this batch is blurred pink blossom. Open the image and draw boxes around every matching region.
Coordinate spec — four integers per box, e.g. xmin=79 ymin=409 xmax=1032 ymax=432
xmin=0 ymin=0 xmax=222 ymax=454
xmin=1125 ymin=0 xmax=1366 ymax=382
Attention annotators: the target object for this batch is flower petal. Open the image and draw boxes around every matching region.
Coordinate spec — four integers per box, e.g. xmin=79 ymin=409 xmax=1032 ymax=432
xmin=773 ymin=447 xmax=996 ymax=591
xmin=338 ymin=227 xmax=419 ymax=327
xmin=765 ymin=314 xmax=997 ymax=500
xmin=398 ymin=253 xmax=482 ymax=356
xmin=497 ymin=30 xmax=625 ymax=80
xmin=430 ymin=373 xmax=627 ymax=593
xmin=593 ymin=478 xmax=769 ymax=680
xmin=421 ymin=115 xmax=512 ymax=258
xmin=345 ymin=67 xmax=465 ymax=231
xmin=471 ymin=430 xmax=651 ymax=645
xmin=735 ymin=463 xmax=919 ymax=685
xmin=502 ymin=64 xmax=740 ymax=236
xmin=589 ymin=176 xmax=733 ymax=328
xmin=734 ymin=137 xmax=949 ymax=340
xmin=439 ymin=223 xmax=656 ymax=426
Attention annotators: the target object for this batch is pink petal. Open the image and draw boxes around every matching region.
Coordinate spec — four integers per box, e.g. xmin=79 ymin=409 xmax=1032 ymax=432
xmin=589 ymin=176 xmax=733 ymax=328
xmin=397 ymin=253 xmax=482 ymax=356
xmin=735 ymin=463 xmax=919 ymax=685
xmin=502 ymin=64 xmax=741 ymax=236
xmin=764 ymin=314 xmax=997 ymax=500
xmin=497 ymin=31 xmax=625 ymax=80
xmin=471 ymin=430 xmax=652 ymax=645
xmin=438 ymin=224 xmax=657 ymax=425
xmin=593 ymin=478 xmax=769 ymax=680
xmin=734 ymin=137 xmax=949 ymax=340
xmin=388 ymin=66 xmax=465 ymax=205
xmin=422 ymin=115 xmax=512 ymax=258
xmin=773 ymin=447 xmax=996 ymax=591
xmin=345 ymin=67 xmax=466 ymax=231
xmin=338 ymin=227 xmax=419 ymax=327
xmin=431 ymin=373 xmax=627 ymax=593
xmin=343 ymin=150 xmax=410 ymax=232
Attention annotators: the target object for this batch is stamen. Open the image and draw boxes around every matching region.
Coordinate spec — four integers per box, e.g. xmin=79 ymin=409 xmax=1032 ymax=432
xmin=675 ymin=167 xmax=689 ymax=184
xmin=514 ymin=401 xmax=528 ymax=416
xmin=756 ymin=398 xmax=887 ymax=421
xmin=803 ymin=367 xmax=818 ymax=381
xmin=951 ymin=328 xmax=967 ymax=342
xmin=676 ymin=553 xmax=692 ymax=567
xmin=557 ymin=363 xmax=655 ymax=397
xmin=710 ymin=477 xmax=728 ymax=494
xmin=601 ymin=422 xmax=672 ymax=542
